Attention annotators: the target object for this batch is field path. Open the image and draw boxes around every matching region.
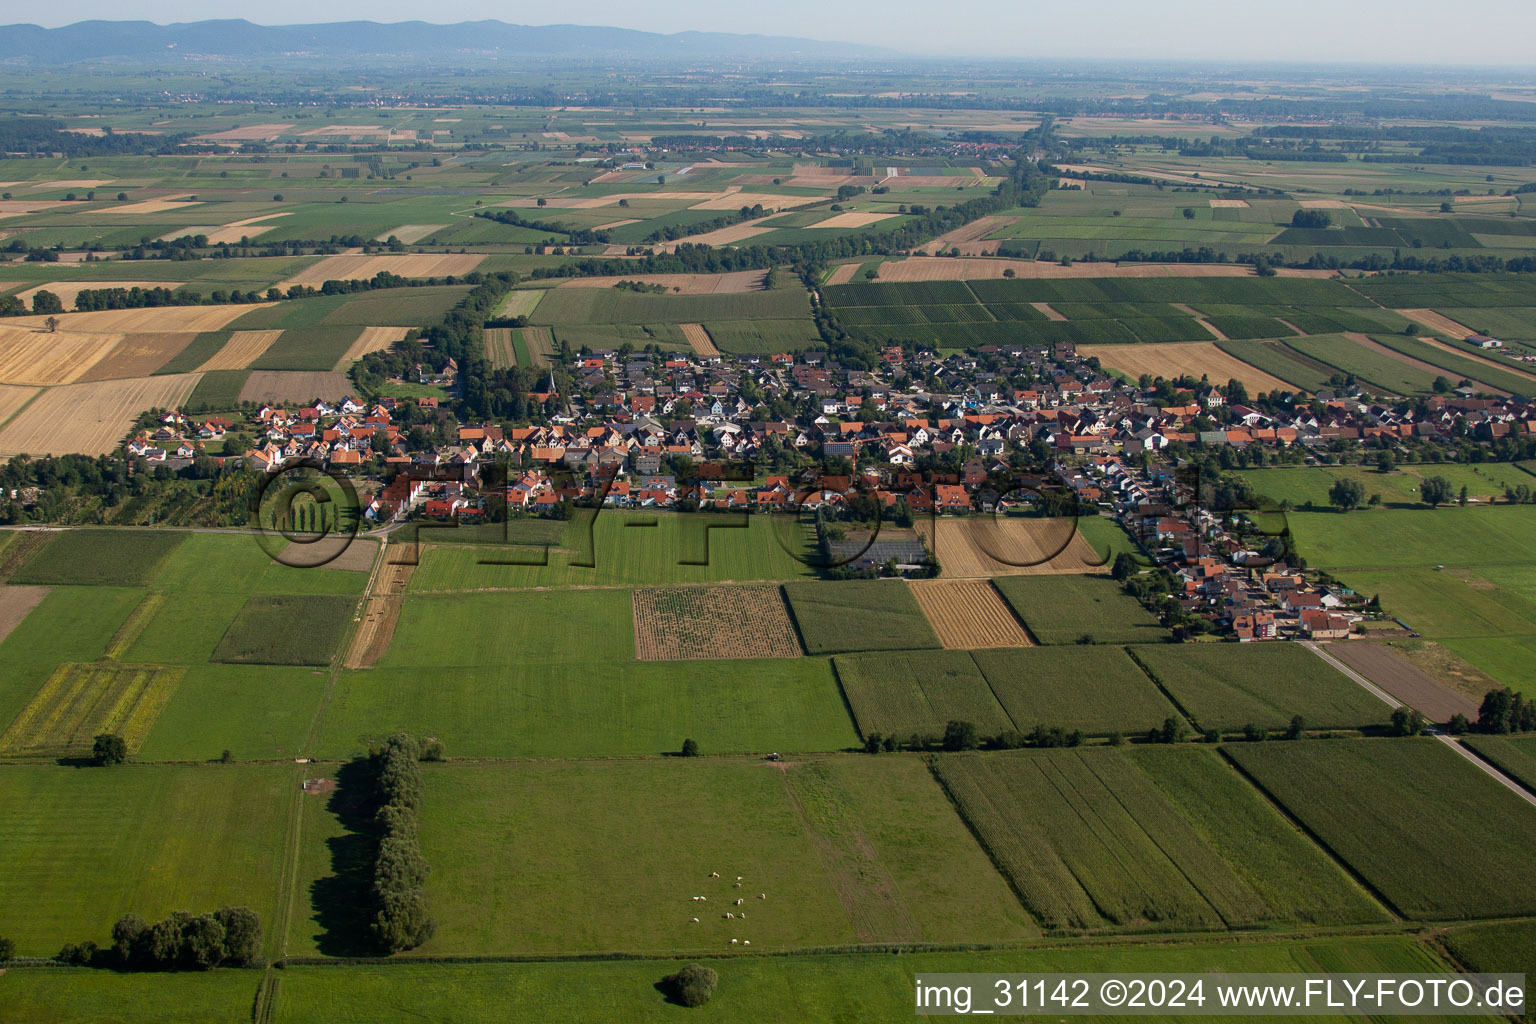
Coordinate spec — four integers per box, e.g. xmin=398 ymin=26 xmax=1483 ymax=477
xmin=1032 ymin=302 xmax=1067 ymax=321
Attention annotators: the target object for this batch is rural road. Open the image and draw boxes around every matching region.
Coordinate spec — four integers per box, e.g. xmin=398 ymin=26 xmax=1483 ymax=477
xmin=1304 ymin=641 xmax=1536 ymax=809
xmin=1301 ymin=641 xmax=1401 ymax=707
xmin=1433 ymin=733 xmax=1536 ymax=809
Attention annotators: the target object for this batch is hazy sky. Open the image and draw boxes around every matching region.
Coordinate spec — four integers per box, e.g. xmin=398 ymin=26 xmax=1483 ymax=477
xmin=12 ymin=0 xmax=1536 ymax=65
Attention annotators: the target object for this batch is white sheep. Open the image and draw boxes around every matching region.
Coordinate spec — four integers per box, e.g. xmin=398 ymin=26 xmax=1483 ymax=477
xmin=730 ymin=938 xmax=739 ymax=945
xmin=743 ymin=940 xmax=750 ymax=945
xmin=736 ymin=876 xmax=743 ymax=881
xmin=733 ymin=882 xmax=742 ymax=888
xmin=735 ymin=898 xmax=744 ymax=906
xmin=709 ymin=872 xmax=719 ymax=878
xmin=758 ymin=893 xmax=766 ymax=900
xmin=691 ymin=917 xmax=699 ymax=923
xmin=725 ymin=912 xmax=735 ymax=919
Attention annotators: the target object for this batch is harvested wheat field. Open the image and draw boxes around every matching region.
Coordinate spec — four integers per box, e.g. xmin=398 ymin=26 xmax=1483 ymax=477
xmin=0 ymin=584 xmax=49 ymax=645
xmin=908 ymin=579 xmax=1034 ymax=649
xmin=100 ymin=194 xmax=202 ymax=215
xmin=808 ymin=211 xmax=899 ymax=229
xmin=484 ymin=328 xmax=517 ymax=370
xmin=633 ymin=584 xmax=802 ymax=661
xmin=5 ymin=304 xmax=265 ymax=334
xmin=0 ymin=384 xmax=39 ymax=426
xmin=1033 ymin=302 xmax=1067 ymax=321
xmin=0 ymin=201 xmax=68 ymax=219
xmin=916 ymin=518 xmax=1106 ymax=579
xmin=1396 ymin=308 xmax=1477 ymax=338
xmin=680 ymin=324 xmax=719 ymax=357
xmin=920 ymin=215 xmax=1018 ymax=253
xmin=556 ymin=269 xmax=766 ymax=294
xmin=238 ymin=370 xmax=352 ymax=404
xmin=1209 ymin=199 xmax=1251 ymax=208
xmin=876 ymin=257 xmax=1332 ymax=282
xmin=0 ymin=324 xmax=124 ymax=386
xmin=276 ymin=253 xmax=484 ymax=289
xmin=196 ymin=330 xmax=285 ymax=372
xmin=500 ymin=191 xmax=720 ymax=209
xmin=78 ymin=332 xmax=200 ymax=381
xmin=593 ymin=218 xmax=639 ymax=231
xmin=689 ymin=192 xmax=825 ymax=211
xmin=0 ymin=373 xmax=202 ymax=456
xmin=656 ymin=222 xmax=780 ymax=250
xmin=377 ymin=224 xmax=448 ymax=243
xmin=1092 ymin=342 xmax=1289 ymax=393
xmin=825 ymin=263 xmax=861 ymax=286
xmin=334 ymin=326 xmax=409 ymax=369
xmin=192 ymin=124 xmax=294 ymax=143
xmin=158 ymin=213 xmax=290 ymax=245
xmin=13 ymin=281 xmax=186 ymax=310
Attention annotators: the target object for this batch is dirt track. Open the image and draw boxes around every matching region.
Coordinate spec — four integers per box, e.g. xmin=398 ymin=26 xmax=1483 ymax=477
xmin=345 ymin=542 xmax=413 ymax=669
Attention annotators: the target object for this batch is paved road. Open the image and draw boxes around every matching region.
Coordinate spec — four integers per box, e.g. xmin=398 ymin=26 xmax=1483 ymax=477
xmin=1434 ymin=733 xmax=1536 ymax=809
xmin=1301 ymin=640 xmax=1401 ymax=708
xmin=1303 ymin=641 xmax=1536 ymax=809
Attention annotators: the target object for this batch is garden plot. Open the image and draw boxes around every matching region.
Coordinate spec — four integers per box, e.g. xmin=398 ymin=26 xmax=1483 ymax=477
xmin=633 ymin=585 xmax=802 ymax=661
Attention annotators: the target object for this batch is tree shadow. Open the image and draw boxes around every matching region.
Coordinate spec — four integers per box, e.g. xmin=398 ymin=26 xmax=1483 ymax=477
xmin=306 ymin=758 xmax=380 ymax=957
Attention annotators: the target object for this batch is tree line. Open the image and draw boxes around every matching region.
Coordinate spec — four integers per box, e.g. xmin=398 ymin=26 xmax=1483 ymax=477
xmin=367 ymin=734 xmax=437 ymax=953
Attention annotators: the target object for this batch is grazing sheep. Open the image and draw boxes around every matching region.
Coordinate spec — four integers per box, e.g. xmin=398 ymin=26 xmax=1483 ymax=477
xmin=735 ymin=899 xmax=744 ymax=906
xmin=733 ymin=882 xmax=742 ymax=888
xmin=758 ymin=893 xmax=766 ymax=900
xmin=736 ymin=876 xmax=743 ymax=881
xmin=691 ymin=918 xmax=700 ymax=923
xmin=743 ymin=940 xmax=750 ymax=945
xmin=730 ymin=938 xmax=739 ymax=945
xmin=709 ymin=872 xmax=719 ymax=878
xmin=725 ymin=912 xmax=735 ymax=919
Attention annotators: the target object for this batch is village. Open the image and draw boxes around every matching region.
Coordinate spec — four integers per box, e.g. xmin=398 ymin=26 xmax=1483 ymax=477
xmin=99 ymin=332 xmax=1533 ymax=645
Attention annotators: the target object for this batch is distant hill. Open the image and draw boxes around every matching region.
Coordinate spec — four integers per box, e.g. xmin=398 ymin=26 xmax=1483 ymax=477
xmin=0 ymin=19 xmax=893 ymax=63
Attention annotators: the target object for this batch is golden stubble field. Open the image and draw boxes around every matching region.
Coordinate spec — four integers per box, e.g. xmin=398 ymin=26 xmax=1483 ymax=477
xmin=1091 ymin=341 xmax=1291 ymax=393
xmin=908 ymin=579 xmax=1034 ymax=649
xmin=0 ymin=373 xmax=203 ymax=456
xmin=916 ymin=518 xmax=1106 ymax=578
xmin=276 ymin=253 xmax=484 ymax=289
